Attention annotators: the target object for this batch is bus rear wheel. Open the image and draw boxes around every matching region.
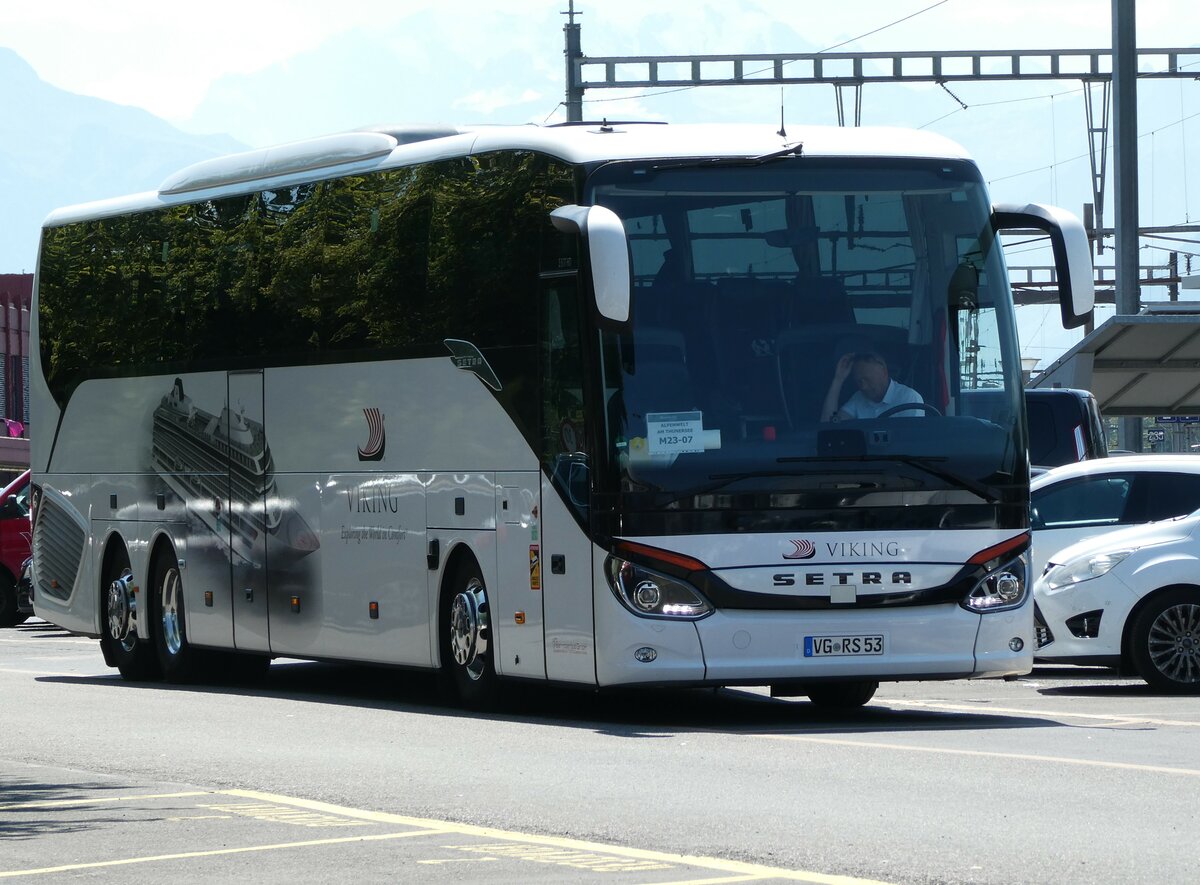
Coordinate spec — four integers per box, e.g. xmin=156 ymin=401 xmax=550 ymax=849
xmin=152 ymin=554 xmax=203 ymax=683
xmin=442 ymin=560 xmax=500 ymax=708
xmin=100 ymin=554 xmax=160 ymax=681
xmin=806 ymin=680 xmax=879 ymax=708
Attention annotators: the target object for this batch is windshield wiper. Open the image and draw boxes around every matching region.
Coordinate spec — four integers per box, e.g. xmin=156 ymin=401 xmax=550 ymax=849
xmin=775 ymin=454 xmax=1004 ymax=503
xmin=650 ymin=143 xmax=803 ymax=172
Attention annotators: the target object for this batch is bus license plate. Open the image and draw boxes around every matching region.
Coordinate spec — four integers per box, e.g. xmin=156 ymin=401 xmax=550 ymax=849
xmin=804 ymin=635 xmax=884 ymax=657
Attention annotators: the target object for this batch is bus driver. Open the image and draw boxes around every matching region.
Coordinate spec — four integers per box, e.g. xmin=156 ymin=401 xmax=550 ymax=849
xmin=821 ymin=351 xmax=923 ymax=422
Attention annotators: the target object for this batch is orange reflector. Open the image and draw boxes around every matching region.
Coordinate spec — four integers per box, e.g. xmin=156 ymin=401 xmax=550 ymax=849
xmin=968 ymin=532 xmax=1031 ymax=565
xmin=514 ymin=611 xmax=526 ymax=625
xmin=615 ymin=540 xmax=708 ymax=572
xmin=290 ymin=596 xmax=301 ymax=613
xmin=369 ymin=601 xmax=379 ymax=620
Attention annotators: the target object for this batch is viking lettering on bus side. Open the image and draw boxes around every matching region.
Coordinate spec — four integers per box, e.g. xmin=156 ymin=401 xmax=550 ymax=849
xmin=345 ymin=484 xmax=402 ymax=514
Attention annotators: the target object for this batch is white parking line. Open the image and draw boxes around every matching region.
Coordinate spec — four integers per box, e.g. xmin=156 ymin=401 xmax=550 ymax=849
xmin=755 ymin=733 xmax=1200 ymax=777
xmin=882 ymin=698 xmax=1200 ymax=728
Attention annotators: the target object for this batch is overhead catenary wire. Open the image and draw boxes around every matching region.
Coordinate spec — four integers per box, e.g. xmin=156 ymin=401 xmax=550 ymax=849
xmin=551 ymin=0 xmax=954 ymax=115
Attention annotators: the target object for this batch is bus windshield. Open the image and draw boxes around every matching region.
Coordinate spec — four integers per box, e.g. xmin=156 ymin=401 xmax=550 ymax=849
xmin=588 ymin=157 xmax=1025 ymax=520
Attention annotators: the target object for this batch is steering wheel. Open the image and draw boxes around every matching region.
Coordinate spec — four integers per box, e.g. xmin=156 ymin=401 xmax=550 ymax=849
xmin=878 ymin=402 xmax=942 ymax=418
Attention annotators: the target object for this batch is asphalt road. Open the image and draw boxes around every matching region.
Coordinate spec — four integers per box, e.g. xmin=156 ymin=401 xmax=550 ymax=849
xmin=3 ymin=619 xmax=1199 ymax=884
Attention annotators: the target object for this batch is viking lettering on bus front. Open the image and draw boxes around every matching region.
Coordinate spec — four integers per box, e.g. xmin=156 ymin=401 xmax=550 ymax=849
xmin=773 ymin=571 xmax=913 ymax=587
xmin=821 ymin=541 xmax=902 ymax=558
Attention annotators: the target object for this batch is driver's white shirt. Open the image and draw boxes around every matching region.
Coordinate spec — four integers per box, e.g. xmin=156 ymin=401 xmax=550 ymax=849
xmin=839 ymin=379 xmax=923 ymax=419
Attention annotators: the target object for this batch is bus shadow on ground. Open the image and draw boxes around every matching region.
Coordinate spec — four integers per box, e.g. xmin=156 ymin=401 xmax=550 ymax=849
xmin=37 ymin=659 xmax=1059 ymax=737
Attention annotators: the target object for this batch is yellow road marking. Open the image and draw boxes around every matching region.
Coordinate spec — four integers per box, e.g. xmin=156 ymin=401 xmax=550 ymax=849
xmin=884 ymin=698 xmax=1200 ymax=728
xmin=643 ymin=873 xmax=772 ymax=877
xmin=417 ymin=858 xmax=500 ymax=864
xmin=0 ymin=787 xmax=895 ymax=884
xmin=222 ymin=790 xmax=894 ymax=884
xmin=756 ymin=734 xmax=1200 ymax=776
xmin=0 ymin=830 xmax=445 ymax=878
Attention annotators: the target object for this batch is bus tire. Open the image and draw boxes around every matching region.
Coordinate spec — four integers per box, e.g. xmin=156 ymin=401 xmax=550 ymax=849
xmin=1130 ymin=587 xmax=1200 ymax=693
xmin=442 ymin=558 xmax=500 ymax=708
xmin=152 ymin=552 xmax=203 ymax=684
xmin=0 ymin=573 xmax=24 ymax=627
xmin=806 ymin=680 xmax=879 ymax=708
xmin=100 ymin=550 xmax=160 ymax=681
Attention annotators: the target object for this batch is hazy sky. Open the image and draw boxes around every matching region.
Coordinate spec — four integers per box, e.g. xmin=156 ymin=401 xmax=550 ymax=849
xmin=4 ymin=0 xmax=1198 ymax=365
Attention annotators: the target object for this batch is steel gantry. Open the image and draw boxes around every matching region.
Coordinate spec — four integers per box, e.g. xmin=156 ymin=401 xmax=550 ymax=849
xmin=563 ymin=38 xmax=1198 ymax=255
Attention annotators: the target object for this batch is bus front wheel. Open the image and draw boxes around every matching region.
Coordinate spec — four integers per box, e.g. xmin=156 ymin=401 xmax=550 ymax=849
xmin=806 ymin=680 xmax=879 ymax=708
xmin=442 ymin=560 xmax=500 ymax=708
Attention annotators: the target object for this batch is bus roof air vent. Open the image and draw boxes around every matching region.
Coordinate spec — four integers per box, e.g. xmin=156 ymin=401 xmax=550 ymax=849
xmin=158 ymin=131 xmax=399 ymax=196
xmin=355 ymin=124 xmax=462 ymax=145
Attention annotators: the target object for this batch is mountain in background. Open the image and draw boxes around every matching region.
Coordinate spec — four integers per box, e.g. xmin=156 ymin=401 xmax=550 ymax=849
xmin=0 ymin=47 xmax=246 ymax=273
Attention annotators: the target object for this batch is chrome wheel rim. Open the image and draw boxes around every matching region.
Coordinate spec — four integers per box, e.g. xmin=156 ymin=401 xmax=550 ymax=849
xmin=106 ymin=569 xmax=136 ymax=649
xmin=449 ymin=577 xmax=489 ymax=681
xmin=1147 ymin=603 xmax=1200 ymax=685
xmin=160 ymin=567 xmax=184 ymax=656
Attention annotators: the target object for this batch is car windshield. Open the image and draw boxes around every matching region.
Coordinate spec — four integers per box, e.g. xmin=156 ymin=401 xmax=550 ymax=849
xmin=587 ymin=157 xmax=1024 ymax=513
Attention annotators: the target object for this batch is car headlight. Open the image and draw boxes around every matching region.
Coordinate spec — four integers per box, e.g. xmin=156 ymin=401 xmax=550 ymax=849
xmin=963 ymin=554 xmax=1029 ymax=612
xmin=604 ymin=555 xmax=713 ymax=620
xmin=1041 ymin=549 xmax=1132 ymax=594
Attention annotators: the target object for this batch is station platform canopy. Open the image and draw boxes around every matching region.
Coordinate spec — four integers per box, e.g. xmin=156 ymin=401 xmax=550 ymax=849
xmin=1029 ymin=303 xmax=1200 ymax=417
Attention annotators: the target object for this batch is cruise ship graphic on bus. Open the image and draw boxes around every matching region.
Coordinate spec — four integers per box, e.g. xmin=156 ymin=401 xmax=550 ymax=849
xmin=151 ymin=378 xmax=319 ymax=564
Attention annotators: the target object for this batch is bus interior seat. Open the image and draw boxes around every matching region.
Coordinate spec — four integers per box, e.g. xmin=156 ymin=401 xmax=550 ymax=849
xmin=617 ymin=336 xmax=699 ymax=441
xmin=707 ymin=278 xmax=794 ymax=420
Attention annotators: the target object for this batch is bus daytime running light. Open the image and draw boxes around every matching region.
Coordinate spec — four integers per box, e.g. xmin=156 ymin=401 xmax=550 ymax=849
xmin=605 ymin=556 xmax=713 ymax=620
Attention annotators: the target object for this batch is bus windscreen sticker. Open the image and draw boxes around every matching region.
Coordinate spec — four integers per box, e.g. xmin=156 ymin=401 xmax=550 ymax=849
xmin=646 ymin=411 xmax=705 ymax=455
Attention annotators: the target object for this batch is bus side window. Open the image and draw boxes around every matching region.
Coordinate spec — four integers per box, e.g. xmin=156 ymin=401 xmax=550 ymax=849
xmin=541 ymin=274 xmax=587 ymax=478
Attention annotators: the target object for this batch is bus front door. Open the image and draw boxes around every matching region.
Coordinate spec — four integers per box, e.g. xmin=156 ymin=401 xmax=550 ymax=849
xmin=227 ymin=370 xmax=270 ymax=652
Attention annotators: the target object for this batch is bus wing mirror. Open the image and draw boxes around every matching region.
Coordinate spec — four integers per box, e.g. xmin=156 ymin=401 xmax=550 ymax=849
xmin=551 ymin=204 xmax=631 ymax=326
xmin=993 ymin=203 xmax=1095 ymax=330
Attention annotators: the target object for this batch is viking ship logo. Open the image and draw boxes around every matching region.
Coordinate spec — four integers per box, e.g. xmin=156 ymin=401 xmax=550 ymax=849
xmin=783 ymin=539 xmax=817 ymax=560
xmin=358 ymin=408 xmax=385 ymax=461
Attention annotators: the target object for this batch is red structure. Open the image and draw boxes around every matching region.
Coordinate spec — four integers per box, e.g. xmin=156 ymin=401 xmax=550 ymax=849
xmin=0 ymin=275 xmax=31 ymax=476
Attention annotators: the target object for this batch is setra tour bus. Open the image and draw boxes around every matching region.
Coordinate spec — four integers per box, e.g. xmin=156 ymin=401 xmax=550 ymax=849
xmin=30 ymin=122 xmax=1094 ymax=707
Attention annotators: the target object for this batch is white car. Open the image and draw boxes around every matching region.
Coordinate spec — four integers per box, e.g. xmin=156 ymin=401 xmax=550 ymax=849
xmin=1030 ymin=454 xmax=1200 ymax=579
xmin=1033 ymin=511 xmax=1200 ymax=692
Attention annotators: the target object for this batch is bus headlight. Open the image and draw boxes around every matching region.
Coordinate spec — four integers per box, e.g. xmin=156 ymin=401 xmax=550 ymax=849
xmin=605 ymin=556 xmax=713 ymax=620
xmin=963 ymin=555 xmax=1028 ymax=613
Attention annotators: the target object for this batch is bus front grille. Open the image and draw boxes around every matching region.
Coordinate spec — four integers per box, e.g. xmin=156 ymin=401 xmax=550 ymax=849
xmin=32 ymin=489 xmax=87 ymax=602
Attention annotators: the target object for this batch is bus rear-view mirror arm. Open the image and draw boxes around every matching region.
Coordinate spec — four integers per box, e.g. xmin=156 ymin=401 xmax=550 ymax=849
xmin=992 ymin=203 xmax=1095 ymax=330
xmin=550 ymin=204 xmax=632 ymax=327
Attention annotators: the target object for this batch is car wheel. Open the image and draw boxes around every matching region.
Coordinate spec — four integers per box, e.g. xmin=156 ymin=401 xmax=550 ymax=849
xmin=152 ymin=553 xmax=203 ymax=683
xmin=806 ymin=680 xmax=879 ymax=708
xmin=1130 ymin=587 xmax=1200 ymax=693
xmin=442 ymin=558 xmax=501 ymax=708
xmin=100 ymin=553 xmax=160 ymax=681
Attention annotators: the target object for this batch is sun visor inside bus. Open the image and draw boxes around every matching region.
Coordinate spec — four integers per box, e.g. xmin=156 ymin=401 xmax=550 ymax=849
xmin=158 ymin=132 xmax=400 ymax=196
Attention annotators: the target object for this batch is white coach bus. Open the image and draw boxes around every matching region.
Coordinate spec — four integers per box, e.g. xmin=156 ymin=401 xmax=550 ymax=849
xmin=30 ymin=122 xmax=1093 ymax=707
